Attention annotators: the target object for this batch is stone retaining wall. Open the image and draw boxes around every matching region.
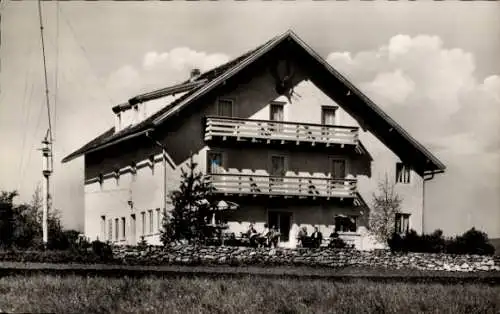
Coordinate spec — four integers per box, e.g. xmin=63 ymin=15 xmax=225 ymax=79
xmin=113 ymin=245 xmax=500 ymax=272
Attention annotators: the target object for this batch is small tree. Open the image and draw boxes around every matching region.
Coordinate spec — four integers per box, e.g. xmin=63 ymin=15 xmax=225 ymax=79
xmin=160 ymin=155 xmax=213 ymax=245
xmin=0 ymin=191 xmax=18 ymax=248
xmin=369 ymin=174 xmax=402 ymax=245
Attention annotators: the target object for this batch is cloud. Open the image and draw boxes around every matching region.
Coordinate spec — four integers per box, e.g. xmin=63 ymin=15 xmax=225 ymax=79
xmin=327 ymin=34 xmax=500 ymax=156
xmin=143 ymin=47 xmax=230 ymax=72
xmin=327 ymin=34 xmax=500 ymax=236
xmin=106 ymin=48 xmax=230 ymax=103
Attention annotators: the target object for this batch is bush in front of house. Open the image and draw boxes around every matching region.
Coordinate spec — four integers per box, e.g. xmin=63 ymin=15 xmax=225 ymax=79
xmin=329 ymin=238 xmax=348 ymax=249
xmin=389 ymin=228 xmax=495 ymax=256
xmin=446 ymin=228 xmax=495 ymax=256
xmin=0 ymin=239 xmax=115 ymax=264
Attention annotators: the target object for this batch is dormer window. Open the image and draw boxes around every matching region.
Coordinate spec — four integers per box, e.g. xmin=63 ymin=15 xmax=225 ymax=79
xmin=396 ymin=162 xmax=411 ymax=184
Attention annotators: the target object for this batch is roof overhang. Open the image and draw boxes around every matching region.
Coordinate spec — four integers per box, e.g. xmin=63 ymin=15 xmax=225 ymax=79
xmin=61 ymin=128 xmax=154 ymax=163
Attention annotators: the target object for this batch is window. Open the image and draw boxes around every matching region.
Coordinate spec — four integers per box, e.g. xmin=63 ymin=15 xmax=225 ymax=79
xmin=321 ymin=106 xmax=337 ymax=125
xmin=269 ymin=102 xmax=284 ymax=133
xmin=148 ymin=210 xmax=154 ymax=234
xmin=114 ymin=169 xmax=120 ymax=186
xmin=149 ymin=155 xmax=155 ymax=175
xmin=131 ymin=162 xmax=137 ymax=182
xmin=141 ymin=211 xmax=146 ymax=236
xmin=130 ymin=214 xmax=136 ymax=242
xmin=107 ymin=219 xmax=112 ymax=241
xmin=396 ymin=162 xmax=411 ymax=184
xmin=121 ymin=217 xmax=126 ymax=240
xmin=114 ymin=218 xmax=119 ymax=241
xmin=334 ymin=215 xmax=357 ymax=233
xmin=270 ymin=102 xmax=284 ymax=121
xmin=100 ymin=216 xmax=106 ymax=240
xmin=270 ymin=155 xmax=286 ymax=184
xmin=117 ymin=112 xmax=122 ymax=130
xmin=217 ymin=99 xmax=233 ymax=117
xmin=330 ymin=159 xmax=346 ymax=179
xmin=133 ymin=105 xmax=139 ymax=123
xmin=395 ymin=213 xmax=410 ymax=234
xmin=156 ymin=208 xmax=161 ymax=231
xmin=98 ymin=174 xmax=104 ymax=188
xmin=207 ymin=151 xmax=224 ymax=174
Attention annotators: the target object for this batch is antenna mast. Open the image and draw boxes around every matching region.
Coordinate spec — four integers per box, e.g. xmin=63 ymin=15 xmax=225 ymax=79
xmin=37 ymin=0 xmax=53 ymax=248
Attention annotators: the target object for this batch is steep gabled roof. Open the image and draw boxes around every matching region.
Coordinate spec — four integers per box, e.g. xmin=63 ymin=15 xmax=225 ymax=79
xmin=61 ymin=35 xmax=280 ymax=163
xmin=62 ymin=30 xmax=445 ymax=176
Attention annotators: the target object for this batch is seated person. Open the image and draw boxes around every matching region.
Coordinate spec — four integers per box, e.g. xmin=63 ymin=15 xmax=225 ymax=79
xmin=259 ymin=223 xmax=271 ymax=247
xmin=247 ymin=223 xmax=259 ymax=247
xmin=268 ymin=225 xmax=280 ymax=248
xmin=328 ymin=228 xmax=344 ymax=248
xmin=329 ymin=229 xmax=339 ymax=240
xmin=310 ymin=226 xmax=323 ymax=248
xmin=296 ymin=226 xmax=308 ymax=247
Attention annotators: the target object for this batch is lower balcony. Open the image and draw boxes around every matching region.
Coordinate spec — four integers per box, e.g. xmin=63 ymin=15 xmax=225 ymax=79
xmin=208 ymin=173 xmax=357 ymax=199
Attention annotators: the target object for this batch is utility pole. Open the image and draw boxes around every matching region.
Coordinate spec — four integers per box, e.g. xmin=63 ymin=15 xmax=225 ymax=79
xmin=41 ymin=132 xmax=52 ymax=246
xmin=38 ymin=0 xmax=53 ymax=248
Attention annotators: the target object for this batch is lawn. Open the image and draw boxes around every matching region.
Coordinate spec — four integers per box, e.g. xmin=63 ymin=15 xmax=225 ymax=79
xmin=0 ymin=275 xmax=498 ymax=314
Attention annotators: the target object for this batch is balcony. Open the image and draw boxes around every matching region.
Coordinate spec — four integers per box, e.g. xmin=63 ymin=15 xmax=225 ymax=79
xmin=208 ymin=173 xmax=357 ymax=199
xmin=204 ymin=117 xmax=359 ymax=147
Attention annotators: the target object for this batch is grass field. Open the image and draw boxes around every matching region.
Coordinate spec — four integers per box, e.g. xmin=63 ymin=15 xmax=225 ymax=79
xmin=0 ymin=275 xmax=498 ymax=314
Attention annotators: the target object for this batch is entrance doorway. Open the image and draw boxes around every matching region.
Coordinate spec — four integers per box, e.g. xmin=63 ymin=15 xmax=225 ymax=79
xmin=268 ymin=211 xmax=292 ymax=242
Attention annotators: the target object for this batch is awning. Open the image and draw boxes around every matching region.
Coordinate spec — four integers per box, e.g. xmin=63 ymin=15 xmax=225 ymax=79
xmin=212 ymin=200 xmax=239 ymax=211
xmin=195 ymin=199 xmax=240 ymax=211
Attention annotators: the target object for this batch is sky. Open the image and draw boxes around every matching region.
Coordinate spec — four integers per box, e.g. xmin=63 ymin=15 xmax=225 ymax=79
xmin=1 ymin=2 xmax=499 ymax=238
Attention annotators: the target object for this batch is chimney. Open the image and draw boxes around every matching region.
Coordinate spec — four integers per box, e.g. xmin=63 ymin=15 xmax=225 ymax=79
xmin=190 ymin=68 xmax=201 ymax=82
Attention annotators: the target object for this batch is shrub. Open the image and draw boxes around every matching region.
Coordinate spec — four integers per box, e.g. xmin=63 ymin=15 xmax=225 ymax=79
xmin=329 ymin=238 xmax=347 ymax=249
xmin=446 ymin=228 xmax=495 ymax=256
xmin=91 ymin=240 xmax=114 ymax=261
xmin=388 ymin=228 xmax=494 ymax=256
xmin=137 ymin=236 xmax=148 ymax=249
xmin=388 ymin=232 xmax=405 ymax=253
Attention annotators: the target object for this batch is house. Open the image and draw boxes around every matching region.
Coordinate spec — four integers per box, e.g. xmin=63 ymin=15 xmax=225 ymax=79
xmin=62 ymin=30 xmax=445 ymax=250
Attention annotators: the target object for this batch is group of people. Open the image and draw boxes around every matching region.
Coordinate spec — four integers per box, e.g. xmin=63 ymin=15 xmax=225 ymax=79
xmin=296 ymin=226 xmax=340 ymax=248
xmin=246 ymin=223 xmax=280 ymax=248
xmin=245 ymin=223 xmax=342 ymax=248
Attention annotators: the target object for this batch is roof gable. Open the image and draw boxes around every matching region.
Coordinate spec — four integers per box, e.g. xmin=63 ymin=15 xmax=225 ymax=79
xmin=62 ymin=30 xmax=445 ymax=177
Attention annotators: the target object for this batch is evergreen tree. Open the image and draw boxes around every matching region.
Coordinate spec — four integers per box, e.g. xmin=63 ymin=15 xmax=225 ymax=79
xmin=160 ymin=155 xmax=213 ymax=245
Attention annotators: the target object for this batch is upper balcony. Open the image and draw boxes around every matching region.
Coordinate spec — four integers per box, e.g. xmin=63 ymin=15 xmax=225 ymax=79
xmin=204 ymin=116 xmax=359 ymax=148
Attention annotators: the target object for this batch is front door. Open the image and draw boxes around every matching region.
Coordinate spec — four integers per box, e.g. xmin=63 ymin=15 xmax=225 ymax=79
xmin=268 ymin=211 xmax=292 ymax=242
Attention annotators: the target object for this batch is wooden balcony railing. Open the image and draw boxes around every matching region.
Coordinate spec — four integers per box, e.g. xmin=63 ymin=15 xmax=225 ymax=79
xmin=204 ymin=116 xmax=359 ymax=146
xmin=208 ymin=173 xmax=357 ymax=199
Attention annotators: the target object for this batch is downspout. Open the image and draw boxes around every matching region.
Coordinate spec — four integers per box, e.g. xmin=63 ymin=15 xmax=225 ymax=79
xmin=422 ymin=169 xmax=436 ymax=235
xmin=146 ymin=131 xmax=168 ymax=215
